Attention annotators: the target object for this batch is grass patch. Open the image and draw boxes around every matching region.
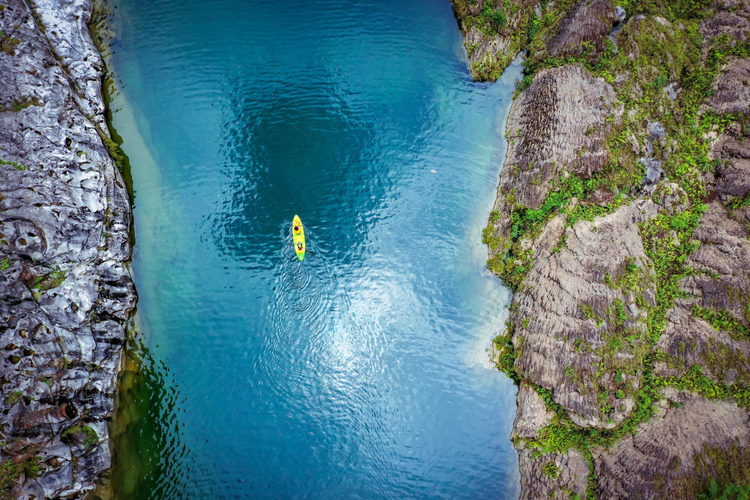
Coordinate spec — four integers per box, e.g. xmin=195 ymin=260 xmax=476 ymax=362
xmin=6 ymin=391 xmax=23 ymax=407
xmin=32 ymin=268 xmax=66 ymax=291
xmin=0 ymin=156 xmax=28 ymax=171
xmin=699 ymin=481 xmax=750 ymax=500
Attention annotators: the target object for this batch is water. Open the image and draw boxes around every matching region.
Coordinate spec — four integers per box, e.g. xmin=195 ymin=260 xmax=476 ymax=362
xmin=104 ymin=0 xmax=522 ymax=498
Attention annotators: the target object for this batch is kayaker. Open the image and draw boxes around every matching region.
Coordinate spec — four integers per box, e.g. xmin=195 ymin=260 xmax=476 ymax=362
xmin=297 ymin=242 xmax=303 ymax=251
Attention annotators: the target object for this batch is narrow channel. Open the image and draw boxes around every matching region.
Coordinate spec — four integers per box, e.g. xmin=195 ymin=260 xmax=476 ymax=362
xmin=105 ymin=0 xmax=521 ymax=497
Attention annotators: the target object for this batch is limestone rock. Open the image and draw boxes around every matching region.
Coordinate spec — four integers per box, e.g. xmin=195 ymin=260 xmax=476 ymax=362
xmin=596 ymin=392 xmax=750 ymax=499
xmin=511 ymin=201 xmax=658 ymax=428
xmin=518 ymin=448 xmax=589 ymax=500
xmin=700 ymin=0 xmax=750 ymax=44
xmin=487 ymin=64 xmax=618 ymax=256
xmin=655 ymin=202 xmax=750 ymax=385
xmin=708 ymin=57 xmax=750 ymax=116
xmin=511 ymin=382 xmax=555 ymax=440
xmin=541 ymin=0 xmax=616 ymax=59
xmin=0 ymin=0 xmax=135 ymax=497
xmin=451 ymin=0 xmax=537 ymax=80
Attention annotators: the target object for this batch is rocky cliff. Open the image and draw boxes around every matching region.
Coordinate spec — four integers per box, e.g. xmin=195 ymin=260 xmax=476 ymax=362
xmin=454 ymin=0 xmax=750 ymax=498
xmin=0 ymin=0 xmax=135 ymax=498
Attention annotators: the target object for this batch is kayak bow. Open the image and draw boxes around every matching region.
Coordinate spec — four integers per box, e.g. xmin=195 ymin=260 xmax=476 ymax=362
xmin=292 ymin=215 xmax=305 ymax=261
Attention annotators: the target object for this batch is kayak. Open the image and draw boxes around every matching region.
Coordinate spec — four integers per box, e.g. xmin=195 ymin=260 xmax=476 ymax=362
xmin=292 ymin=215 xmax=305 ymax=261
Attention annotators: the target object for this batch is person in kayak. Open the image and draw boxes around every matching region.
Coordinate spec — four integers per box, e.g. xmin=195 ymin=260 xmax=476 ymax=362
xmin=297 ymin=242 xmax=303 ymax=251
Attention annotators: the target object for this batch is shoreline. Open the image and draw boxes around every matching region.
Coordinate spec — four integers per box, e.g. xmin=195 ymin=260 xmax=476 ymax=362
xmin=451 ymin=0 xmax=750 ymax=497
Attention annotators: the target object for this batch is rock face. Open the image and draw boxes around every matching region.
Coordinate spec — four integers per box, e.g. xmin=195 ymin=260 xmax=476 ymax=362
xmin=452 ymin=0 xmax=750 ymax=497
xmin=0 ymin=0 xmax=135 ymax=498
xmin=449 ymin=0 xmax=538 ymax=81
xmin=597 ymin=390 xmax=750 ymax=499
xmin=487 ymin=64 xmax=618 ymax=257
xmin=537 ymin=0 xmax=616 ymax=59
xmin=512 ymin=201 xmax=658 ymax=429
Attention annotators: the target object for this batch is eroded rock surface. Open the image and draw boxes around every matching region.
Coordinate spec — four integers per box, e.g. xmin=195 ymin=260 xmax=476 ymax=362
xmin=518 ymin=448 xmax=589 ymax=500
xmin=462 ymin=0 xmax=750 ymax=497
xmin=487 ymin=64 xmax=618 ymax=256
xmin=513 ymin=201 xmax=658 ymax=428
xmin=0 ymin=0 xmax=135 ymax=497
xmin=596 ymin=390 xmax=750 ymax=499
xmin=539 ymin=0 xmax=616 ymax=59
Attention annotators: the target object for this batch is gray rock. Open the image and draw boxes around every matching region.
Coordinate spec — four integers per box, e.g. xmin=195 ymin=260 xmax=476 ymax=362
xmin=648 ymin=121 xmax=665 ymax=140
xmin=615 ymin=5 xmax=626 ymax=23
xmin=0 ymin=0 xmax=135 ymax=497
xmin=518 ymin=448 xmax=589 ymax=500
xmin=596 ymin=393 xmax=750 ymax=499
xmin=639 ymin=158 xmax=663 ymax=193
xmin=543 ymin=0 xmax=616 ymax=58
xmin=488 ymin=64 xmax=619 ymax=257
xmin=708 ymin=57 xmax=750 ymax=115
xmin=664 ymin=82 xmax=680 ymax=100
xmin=511 ymin=382 xmax=555 ymax=439
xmin=511 ymin=201 xmax=659 ymax=429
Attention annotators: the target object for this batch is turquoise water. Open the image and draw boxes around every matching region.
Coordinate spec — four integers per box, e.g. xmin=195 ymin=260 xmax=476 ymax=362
xmin=106 ymin=0 xmax=521 ymax=498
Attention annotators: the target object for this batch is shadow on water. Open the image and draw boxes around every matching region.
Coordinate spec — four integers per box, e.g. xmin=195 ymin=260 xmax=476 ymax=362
xmin=206 ymin=64 xmax=438 ymax=270
xmin=110 ymin=333 xmax=218 ymax=500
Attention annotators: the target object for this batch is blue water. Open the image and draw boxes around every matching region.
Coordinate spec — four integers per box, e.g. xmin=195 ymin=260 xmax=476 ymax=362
xmin=105 ymin=0 xmax=521 ymax=498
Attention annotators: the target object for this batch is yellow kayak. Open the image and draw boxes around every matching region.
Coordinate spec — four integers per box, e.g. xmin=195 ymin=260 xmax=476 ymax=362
xmin=292 ymin=215 xmax=305 ymax=261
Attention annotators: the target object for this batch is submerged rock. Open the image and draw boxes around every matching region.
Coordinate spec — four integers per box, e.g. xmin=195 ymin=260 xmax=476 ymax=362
xmin=0 ymin=0 xmax=135 ymax=497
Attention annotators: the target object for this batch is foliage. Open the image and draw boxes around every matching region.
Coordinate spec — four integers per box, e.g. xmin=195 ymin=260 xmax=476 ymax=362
xmin=0 ymin=259 xmax=9 ymax=271
xmin=693 ymin=305 xmax=750 ymax=340
xmin=61 ymin=423 xmax=99 ymax=449
xmin=493 ymin=327 xmax=520 ymax=384
xmin=699 ymin=481 xmax=750 ymax=500
xmin=33 ymin=268 xmax=66 ymax=291
xmin=6 ymin=391 xmax=23 ymax=407
xmin=0 ymin=156 xmax=28 ymax=171
xmin=543 ymin=461 xmax=560 ymax=479
xmin=0 ymin=455 xmax=40 ymax=497
xmin=657 ymin=365 xmax=750 ymax=409
xmin=616 ymin=0 xmax=713 ymax=21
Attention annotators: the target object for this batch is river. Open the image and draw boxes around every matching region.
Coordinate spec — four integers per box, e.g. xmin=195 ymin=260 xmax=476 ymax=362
xmin=104 ymin=0 xmax=521 ymax=498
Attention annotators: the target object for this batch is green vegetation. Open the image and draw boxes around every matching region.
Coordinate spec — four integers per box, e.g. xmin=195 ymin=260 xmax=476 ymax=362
xmin=483 ymin=170 xmax=630 ymax=292
xmin=0 ymin=30 xmax=21 ymax=56
xmin=0 ymin=156 xmax=28 ymax=171
xmin=33 ymin=268 xmax=66 ymax=291
xmin=61 ymin=422 xmax=99 ymax=449
xmin=478 ymin=0 xmax=750 ymax=497
xmin=0 ymin=455 xmax=40 ymax=497
xmin=543 ymin=461 xmax=560 ymax=479
xmin=0 ymin=259 xmax=9 ymax=271
xmin=657 ymin=365 xmax=750 ymax=409
xmin=450 ymin=0 xmax=539 ymax=81
xmin=2 ymin=96 xmax=41 ymax=112
xmin=699 ymin=481 xmax=750 ymax=500
xmin=6 ymin=391 xmax=22 ymax=407
xmin=693 ymin=305 xmax=750 ymax=340
xmin=493 ymin=325 xmax=520 ymax=384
